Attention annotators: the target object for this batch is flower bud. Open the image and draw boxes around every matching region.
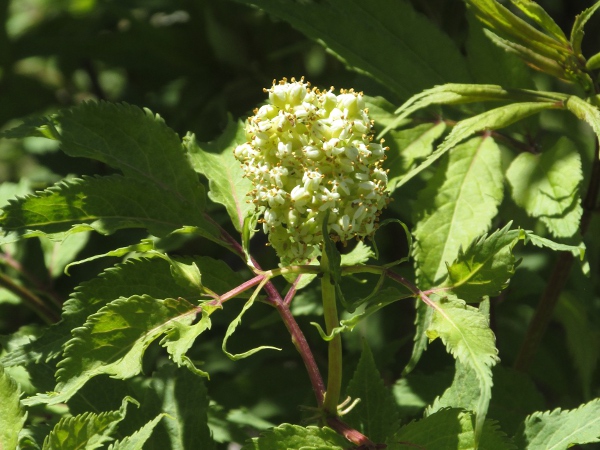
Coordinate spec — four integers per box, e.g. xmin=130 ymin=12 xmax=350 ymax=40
xmin=234 ymin=77 xmax=389 ymax=264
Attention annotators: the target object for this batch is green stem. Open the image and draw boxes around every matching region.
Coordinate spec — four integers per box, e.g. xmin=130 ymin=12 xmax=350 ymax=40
xmin=320 ymin=251 xmax=343 ymax=417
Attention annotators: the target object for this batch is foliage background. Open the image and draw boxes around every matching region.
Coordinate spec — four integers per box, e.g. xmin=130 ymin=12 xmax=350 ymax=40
xmin=0 ymin=0 xmax=598 ymax=448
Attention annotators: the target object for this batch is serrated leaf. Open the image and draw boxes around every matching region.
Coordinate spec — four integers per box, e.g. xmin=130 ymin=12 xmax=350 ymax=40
xmin=339 ymin=241 xmax=374 ymax=267
xmin=54 ymin=102 xmax=205 ymax=209
xmin=443 ymin=226 xmax=520 ymax=302
xmin=565 ymin=95 xmax=600 ymax=144
xmin=107 ymin=414 xmax=164 ymax=450
xmin=64 ymin=239 xmax=156 ymax=273
xmin=386 ymin=122 xmax=446 ymax=192
xmin=425 ymin=296 xmax=499 ymax=444
xmin=236 ymin=0 xmax=470 ymax=99
xmin=1 ymin=256 xmax=243 ymax=368
xmin=0 ymin=364 xmax=26 ymax=450
xmin=570 ymin=1 xmax=600 ymax=57
xmin=389 ymin=408 xmax=515 ymax=450
xmin=42 ymin=397 xmax=134 ymax=450
xmin=514 ymin=398 xmax=600 ymax=449
xmin=241 ymin=424 xmax=349 ymax=450
xmin=506 ymin=137 xmax=582 ymax=226
xmin=397 ymin=101 xmax=559 ymax=189
xmin=25 ymin=295 xmax=218 ymax=406
xmin=0 ymin=175 xmax=207 ymax=238
xmin=185 ymin=120 xmax=254 ymax=232
xmin=413 ymin=136 xmax=504 ymax=289
xmin=510 ymin=0 xmax=568 ymax=44
xmin=344 ymin=343 xmax=400 ymax=443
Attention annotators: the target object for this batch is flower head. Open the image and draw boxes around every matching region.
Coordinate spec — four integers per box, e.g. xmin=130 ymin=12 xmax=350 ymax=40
xmin=234 ymin=77 xmax=389 ymax=264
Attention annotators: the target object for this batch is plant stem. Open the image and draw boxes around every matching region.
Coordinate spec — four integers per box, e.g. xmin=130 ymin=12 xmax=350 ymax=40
xmin=0 ymin=272 xmax=59 ymax=324
xmin=514 ymin=138 xmax=600 ymax=371
xmin=320 ymin=251 xmax=343 ymax=416
xmin=206 ymin=215 xmax=327 ymax=404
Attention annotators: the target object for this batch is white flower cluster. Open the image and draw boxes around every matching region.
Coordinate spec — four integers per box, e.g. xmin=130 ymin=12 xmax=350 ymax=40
xmin=234 ymin=77 xmax=389 ymax=264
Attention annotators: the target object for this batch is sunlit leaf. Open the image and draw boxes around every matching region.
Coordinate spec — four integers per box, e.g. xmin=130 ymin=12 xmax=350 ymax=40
xmin=185 ymin=119 xmax=254 ymax=233
xmin=425 ymin=296 xmax=499 ymax=443
xmin=241 ymin=424 xmax=348 ymax=450
xmin=0 ymin=365 xmax=26 ymax=450
xmin=514 ymin=398 xmax=600 ymax=449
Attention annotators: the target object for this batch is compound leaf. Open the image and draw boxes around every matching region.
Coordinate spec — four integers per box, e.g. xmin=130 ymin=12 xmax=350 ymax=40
xmin=514 ymin=398 xmax=600 ymax=449
xmin=510 ymin=0 xmax=568 ymax=44
xmin=185 ymin=120 xmax=254 ymax=233
xmin=236 ymin=0 xmax=470 ymax=99
xmin=241 ymin=424 xmax=349 ymax=450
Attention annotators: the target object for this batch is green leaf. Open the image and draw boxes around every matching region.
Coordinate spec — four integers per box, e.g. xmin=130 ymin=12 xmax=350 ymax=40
xmin=565 ymin=95 xmax=600 ymax=144
xmin=506 ymin=137 xmax=582 ymax=237
xmin=0 ymin=364 xmax=26 ymax=450
xmin=241 ymin=424 xmax=349 ymax=450
xmin=389 ymin=408 xmax=515 ymax=450
xmin=510 ymin=0 xmax=568 ymax=44
xmin=54 ymin=102 xmax=205 ymax=209
xmin=443 ymin=225 xmax=519 ymax=302
xmin=107 ymin=414 xmax=164 ymax=450
xmin=25 ymin=295 xmax=218 ymax=406
xmin=340 ymin=241 xmax=374 ymax=266
xmin=425 ymin=296 xmax=499 ymax=444
xmin=4 ymin=256 xmax=243 ymax=369
xmin=570 ymin=1 xmax=600 ymax=57
xmin=385 ymin=122 xmax=446 ymax=193
xmin=397 ymin=101 xmax=559 ymax=189
xmin=142 ymin=365 xmax=215 ymax=450
xmin=236 ymin=0 xmax=470 ymax=99
xmin=185 ymin=119 xmax=254 ymax=233
xmin=0 ymin=175 xmax=207 ymax=238
xmin=40 ymin=232 xmax=91 ymax=278
xmin=344 ymin=343 xmax=400 ymax=443
xmin=427 ymin=361 xmax=481 ymax=417
xmin=42 ymin=397 xmax=134 ymax=450
xmin=465 ymin=0 xmax=567 ymax=58
xmin=413 ymin=136 xmax=504 ymax=289
xmin=393 ymin=367 xmax=454 ymax=418
xmin=514 ymin=398 xmax=600 ymax=449
xmin=64 ymin=239 xmax=156 ymax=273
